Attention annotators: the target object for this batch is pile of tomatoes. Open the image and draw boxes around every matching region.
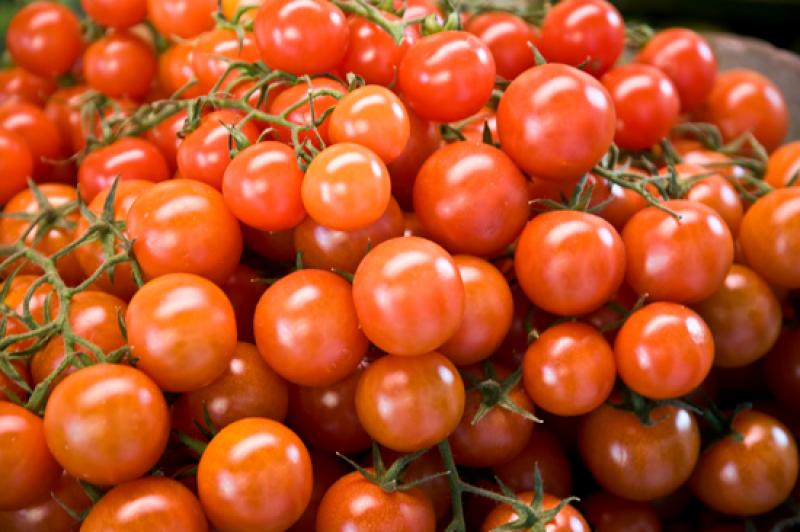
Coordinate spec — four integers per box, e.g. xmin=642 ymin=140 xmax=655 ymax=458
xmin=1 ymin=0 xmax=800 ymax=530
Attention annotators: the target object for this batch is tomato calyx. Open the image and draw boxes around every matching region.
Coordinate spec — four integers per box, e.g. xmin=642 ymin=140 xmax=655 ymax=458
xmin=609 ymin=385 xmax=703 ymax=427
xmin=698 ymin=400 xmax=753 ymax=446
xmin=463 ymin=363 xmax=542 ymax=425
xmin=338 ymin=443 xmax=447 ymax=494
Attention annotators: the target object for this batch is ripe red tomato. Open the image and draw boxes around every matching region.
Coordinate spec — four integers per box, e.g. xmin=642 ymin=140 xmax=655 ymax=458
xmin=492 ymin=426 xmax=573 ymax=498
xmin=44 ymin=84 xmax=91 ymax=154
xmin=515 ymin=210 xmax=625 ymax=316
xmin=497 ymin=63 xmax=616 ymax=181
xmin=623 ymin=200 xmax=734 ymax=303
xmin=466 ymin=11 xmax=538 ymax=80
xmin=267 ymin=77 xmax=346 ymax=149
xmin=316 ymin=470 xmax=436 ymax=532
xmin=0 ymin=128 xmax=33 ymax=205
xmin=636 ymin=28 xmax=717 ymax=112
xmin=670 ymin=163 xmax=744 ymax=236
xmin=352 ymin=236 xmax=464 ymax=356
xmin=482 ymin=491 xmax=590 ymax=532
xmin=81 ymin=0 xmax=146 ymax=28
xmin=0 ymin=402 xmax=60 ymax=511
xmin=413 ymin=141 xmax=529 ymax=256
xmin=43 ymin=364 xmax=170 ymax=485
xmin=83 ymin=33 xmax=157 ymax=100
xmin=146 ymin=0 xmax=216 ymax=40
xmin=0 ymin=471 xmax=90 ymax=532
xmin=764 ymin=141 xmax=800 ymax=188
xmin=398 ymin=30 xmax=496 ymax=123
xmin=387 ymin=107 xmax=441 ymax=210
xmin=0 ymin=67 xmax=56 ymax=106
xmin=598 ymin=176 xmax=653 ymax=230
xmin=6 ymin=2 xmax=82 ymax=77
xmin=145 ymin=109 xmax=190 ymax=171
xmin=192 ymin=29 xmax=260 ymax=93
xmin=580 ymin=404 xmax=701 ymax=501
xmin=339 ymin=14 xmax=418 ymax=86
xmin=254 ymin=269 xmax=368 ymax=386
xmin=82 ymin=476 xmax=207 ymax=531
xmin=127 ymin=273 xmax=237 ymax=392
xmin=158 ymin=43 xmax=206 ymax=99
xmin=254 ymin=0 xmax=349 ymax=75
xmin=126 ymin=178 xmax=243 ymax=283
xmin=697 ymin=68 xmax=788 ymax=153
xmin=739 ymin=188 xmax=800 ymax=288
xmin=523 ymin=322 xmax=616 ymax=415
xmin=539 ymin=0 xmax=625 ymax=77
xmin=601 ymin=64 xmax=680 ymax=150
xmin=0 ymin=101 xmax=64 ymax=182
xmin=690 ymin=410 xmax=799 ymax=516
xmin=581 ymin=491 xmax=662 ymax=532
xmin=197 ymin=418 xmax=312 ymax=531
xmin=356 ymin=352 xmax=465 ymax=452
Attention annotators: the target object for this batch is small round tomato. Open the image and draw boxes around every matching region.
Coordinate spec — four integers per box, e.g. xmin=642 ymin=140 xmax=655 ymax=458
xmin=636 ymin=28 xmax=717 ymax=112
xmin=6 ymin=2 xmax=82 ymax=77
xmin=0 ymin=101 xmax=64 ymax=181
xmin=623 ymin=199 xmax=734 ymax=303
xmin=580 ymin=404 xmax=701 ymax=501
xmin=126 ymin=178 xmax=243 ymax=283
xmin=268 ymin=77 xmax=346 ymax=149
xmin=0 ymin=67 xmax=56 ymax=106
xmin=0 ymin=471 xmax=90 ymax=532
xmin=317 ymin=470 xmax=436 ymax=532
xmin=81 ymin=0 xmax=147 ymax=28
xmin=222 ymin=141 xmax=306 ymax=231
xmin=145 ymin=109 xmax=190 ymax=171
xmin=439 ymin=256 xmax=513 ymax=366
xmin=523 ymin=322 xmax=616 ymax=415
xmin=492 ymin=427 xmax=573 ymax=498
xmin=352 ymin=237 xmax=464 ymax=356
xmin=254 ymin=0 xmax=349 ymax=75
xmin=697 ymin=69 xmax=788 ymax=153
xmin=601 ymin=64 xmax=680 ymax=150
xmin=82 ymin=477 xmax=207 ymax=531
xmin=44 ymin=84 xmax=91 ymax=154
xmin=0 ymin=128 xmax=33 ymax=205
xmin=329 ymin=85 xmax=410 ymax=163
xmin=670 ymin=163 xmax=744 ymax=236
xmin=83 ymin=33 xmax=157 ymax=100
xmin=398 ymin=30 xmax=496 ymax=123
xmin=127 ymin=273 xmax=236 ymax=392
xmin=765 ymin=141 xmax=800 ymax=188
xmin=356 ymin=352 xmax=465 ymax=452
xmin=581 ymin=491 xmax=662 ymax=532
xmin=254 ymin=269 xmax=368 ymax=387
xmin=482 ymin=491 xmax=590 ymax=532
xmin=694 ymin=265 xmax=782 ymax=368
xmin=43 ymin=364 xmax=170 ymax=486
xmin=466 ymin=11 xmax=538 ymax=80
xmin=515 ymin=210 xmax=625 ymax=316
xmin=192 ymin=29 xmax=260 ymax=92
xmin=413 ymin=141 xmax=529 ymax=257
xmin=387 ymin=108 xmax=441 ymax=210
xmin=198 ymin=418 xmax=312 ymax=531
xmin=302 ymin=143 xmax=391 ymax=231
xmin=598 ymin=177 xmax=653 ymax=231
xmin=739 ymin=188 xmax=800 ymax=288
xmin=0 ymin=402 xmax=60 ymax=511
xmin=764 ymin=328 xmax=800 ymax=407
xmin=539 ymin=0 xmax=625 ymax=77
xmin=147 ymin=0 xmax=216 ymax=39
xmin=158 ymin=43 xmax=206 ymax=99
xmin=339 ymin=14 xmax=418 ymax=86
xmin=690 ymin=410 xmax=799 ymax=516
xmin=497 ymin=63 xmax=616 ymax=181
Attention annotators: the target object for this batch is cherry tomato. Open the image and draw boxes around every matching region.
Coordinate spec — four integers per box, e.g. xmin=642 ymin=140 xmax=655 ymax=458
xmin=697 ymin=68 xmax=788 ymax=153
xmin=671 ymin=162 xmax=744 ymax=236
xmin=579 ymin=404 xmax=700 ymax=501
xmin=158 ymin=43 xmax=206 ymax=99
xmin=539 ymin=0 xmax=624 ymax=77
xmin=197 ymin=418 xmax=312 ymax=531
xmin=83 ymin=33 xmax=157 ymax=100
xmin=146 ymin=0 xmax=216 ymax=40
xmin=44 ymin=85 xmax=91 ymax=155
xmin=0 ymin=471 xmax=90 ymax=532
xmin=599 ymin=179 xmax=653 ymax=231
xmin=739 ymin=188 xmax=800 ymax=288
xmin=764 ymin=328 xmax=800 ymax=407
xmin=356 ymin=352 xmax=465 ymax=452
xmin=0 ymin=67 xmax=56 ymax=106
xmin=82 ymin=476 xmax=207 ymax=531
xmin=398 ymin=30 xmax=496 ymax=123
xmin=126 ymin=178 xmax=243 ymax=283
xmin=482 ymin=491 xmax=590 ymax=532
xmin=623 ymin=199 xmax=734 ymax=304
xmin=581 ymin=491 xmax=662 ymax=532
xmin=267 ymin=77 xmax=346 ymax=149
xmin=254 ymin=0 xmax=349 ymax=75
xmin=43 ymin=364 xmax=170 ymax=485
xmin=352 ymin=236 xmax=464 ymax=356
xmin=82 ymin=0 xmax=147 ymax=28
xmin=497 ymin=63 xmax=616 ymax=181
xmin=466 ymin=11 xmax=538 ymax=80
xmin=765 ymin=141 xmax=800 ymax=188
xmin=192 ymin=29 xmax=260 ymax=93
xmin=254 ymin=269 xmax=368 ymax=386
xmin=317 ymin=470 xmax=436 ymax=532
xmin=0 ymin=128 xmax=33 ymax=205
xmin=0 ymin=101 xmax=64 ymax=182
xmin=636 ymin=28 xmax=717 ymax=113
xmin=339 ymin=14 xmax=418 ymax=86
xmin=690 ymin=410 xmax=799 ymax=516
xmin=145 ymin=109 xmax=190 ymax=172
xmin=219 ymin=264 xmax=266 ymax=342
xmin=6 ymin=2 xmax=82 ymax=77
xmin=387 ymin=107 xmax=441 ymax=210
xmin=515 ymin=210 xmax=625 ymax=316
xmin=492 ymin=426 xmax=573 ymax=498
xmin=413 ymin=141 xmax=529 ymax=257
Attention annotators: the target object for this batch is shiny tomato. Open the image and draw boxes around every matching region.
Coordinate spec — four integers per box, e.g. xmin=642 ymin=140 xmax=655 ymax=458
xmin=44 ymin=85 xmax=91 ymax=155
xmin=492 ymin=426 xmax=573 ymax=498
xmin=356 ymin=352 xmax=465 ymax=452
xmin=387 ymin=108 xmax=441 ymax=210
xmin=0 ymin=128 xmax=33 ymax=205
xmin=0 ymin=471 xmax=90 ymax=532
xmin=197 ymin=418 xmax=312 ymax=531
xmin=482 ymin=491 xmax=589 ymax=532
xmin=267 ymin=77 xmax=346 ymax=149
xmin=43 ymin=364 xmax=170 ymax=485
xmin=81 ymin=0 xmax=146 ymax=28
xmin=398 ymin=30 xmax=496 ymax=123
xmin=764 ymin=328 xmax=800 ymax=407
xmin=466 ymin=11 xmax=538 ymax=80
xmin=581 ymin=491 xmax=662 ymax=532
xmin=192 ymin=29 xmax=260 ymax=93
xmin=765 ymin=141 xmax=800 ymax=188
xmin=598 ymin=179 xmax=653 ymax=231
xmin=0 ymin=101 xmax=64 ymax=182
xmin=671 ymin=163 xmax=744 ymax=236
xmin=126 ymin=178 xmax=243 ymax=283
xmin=6 ymin=2 xmax=82 ymax=77
xmin=158 ymin=43 xmax=206 ymax=99
xmin=145 ymin=109 xmax=190 ymax=171
xmin=83 ymin=33 xmax=157 ymax=100
xmin=497 ymin=63 xmax=616 ymax=181
xmin=413 ymin=141 xmax=529 ymax=257
xmin=0 ymin=67 xmax=56 ymax=106
xmin=623 ymin=200 xmax=734 ymax=303
xmin=352 ymin=237 xmax=464 ymax=356
xmin=254 ymin=269 xmax=368 ymax=386
xmin=146 ymin=0 xmax=216 ymax=40
xmin=339 ymin=14 xmax=418 ymax=86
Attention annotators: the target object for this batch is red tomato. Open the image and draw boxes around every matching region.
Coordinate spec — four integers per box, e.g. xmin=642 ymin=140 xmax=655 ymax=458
xmin=192 ymin=29 xmax=260 ymax=93
xmin=44 ymin=85 xmax=91 ymax=155
xmin=636 ymin=28 xmax=717 ymax=112
xmin=497 ymin=63 xmax=616 ymax=181
xmin=145 ymin=109 xmax=190 ymax=171
xmin=764 ymin=141 xmax=800 ymax=188
xmin=671 ymin=163 xmax=743 ymax=236
xmin=146 ymin=0 xmax=216 ymax=40
xmin=126 ymin=178 xmax=243 ymax=283
xmin=6 ymin=2 xmax=82 ymax=77
xmin=219 ymin=264 xmax=266 ymax=342
xmin=352 ymin=237 xmax=464 ymax=356
xmin=539 ymin=0 xmax=625 ymax=77
xmin=0 ymin=471 xmax=90 ymax=532
xmin=466 ymin=11 xmax=538 ymax=80
xmin=43 ymin=364 xmax=170 ymax=485
xmin=581 ymin=491 xmax=662 ymax=532
xmin=413 ymin=141 xmax=529 ymax=257
xmin=81 ymin=0 xmax=147 ymax=28
xmin=482 ymin=491 xmax=590 ymax=532
xmin=0 ymin=128 xmax=33 ymax=205
xmin=339 ymin=14 xmax=418 ymax=86
xmin=267 ymin=77 xmax=346 ymax=149
xmin=83 ymin=33 xmax=157 ymax=100
xmin=492 ymin=426 xmax=573 ymax=498
xmin=254 ymin=269 xmax=368 ymax=387
xmin=0 ymin=67 xmax=56 ymax=106
xmin=356 ymin=352 xmax=465 ymax=452
xmin=398 ymin=30 xmax=496 ymax=123
xmin=158 ymin=43 xmax=206 ymax=99
xmin=387 ymin=107 xmax=441 ymax=210
xmin=197 ymin=418 xmax=312 ymax=531
xmin=598 ymin=178 xmax=653 ymax=231
xmin=0 ymin=101 xmax=64 ymax=182
xmin=254 ymin=0 xmax=349 ymax=75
